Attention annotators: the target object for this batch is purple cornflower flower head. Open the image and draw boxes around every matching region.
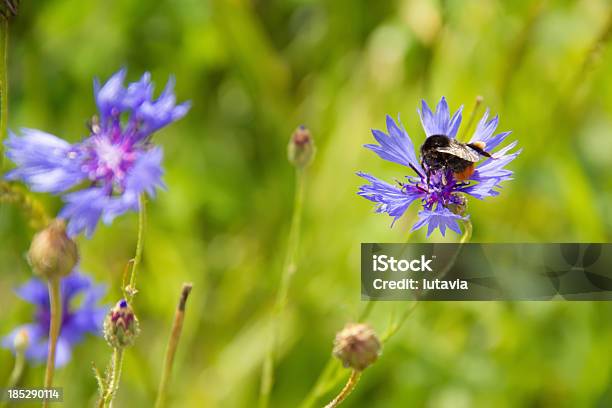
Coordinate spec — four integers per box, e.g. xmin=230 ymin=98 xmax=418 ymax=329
xmin=358 ymin=97 xmax=521 ymax=237
xmin=4 ymin=69 xmax=190 ymax=237
xmin=1 ymin=272 xmax=107 ymax=367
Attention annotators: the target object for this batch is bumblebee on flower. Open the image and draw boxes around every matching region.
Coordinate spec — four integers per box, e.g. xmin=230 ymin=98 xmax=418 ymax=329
xmin=358 ymin=97 xmax=521 ymax=237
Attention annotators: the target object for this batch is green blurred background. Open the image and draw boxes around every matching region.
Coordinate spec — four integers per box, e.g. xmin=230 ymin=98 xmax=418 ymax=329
xmin=2 ymin=0 xmax=612 ymax=406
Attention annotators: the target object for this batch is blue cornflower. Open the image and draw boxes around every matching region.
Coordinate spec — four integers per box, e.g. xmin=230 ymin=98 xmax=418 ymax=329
xmin=4 ymin=69 xmax=190 ymax=237
xmin=1 ymin=272 xmax=107 ymax=367
xmin=358 ymin=97 xmax=521 ymax=237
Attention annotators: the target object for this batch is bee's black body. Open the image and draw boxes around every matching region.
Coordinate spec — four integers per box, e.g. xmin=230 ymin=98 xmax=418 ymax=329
xmin=420 ymin=134 xmax=492 ymax=180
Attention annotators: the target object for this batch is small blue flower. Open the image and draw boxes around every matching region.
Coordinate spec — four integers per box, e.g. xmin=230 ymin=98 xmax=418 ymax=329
xmin=358 ymin=97 xmax=521 ymax=237
xmin=1 ymin=272 xmax=107 ymax=367
xmin=4 ymin=69 xmax=190 ymax=237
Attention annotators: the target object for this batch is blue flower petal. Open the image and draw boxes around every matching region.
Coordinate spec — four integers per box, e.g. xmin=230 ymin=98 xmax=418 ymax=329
xmin=5 ymin=69 xmax=188 ymax=238
xmin=133 ymin=76 xmax=191 ymax=140
xmin=364 ymin=115 xmax=423 ymax=173
xmin=61 ymin=272 xmax=93 ymax=301
xmin=94 ymin=68 xmax=127 ymax=121
xmin=2 ymin=271 xmax=106 ymax=366
xmin=54 ymin=337 xmax=73 ymax=367
xmin=4 ymin=130 xmax=86 ymax=193
xmin=14 ymin=279 xmax=48 ymax=306
xmin=357 ymin=172 xmax=424 ymax=224
xmin=411 ymin=207 xmax=466 ymax=237
xmin=417 ymin=97 xmax=463 ymax=138
xmin=101 ymin=147 xmax=166 ymax=225
xmin=59 ymin=187 xmax=110 ymax=237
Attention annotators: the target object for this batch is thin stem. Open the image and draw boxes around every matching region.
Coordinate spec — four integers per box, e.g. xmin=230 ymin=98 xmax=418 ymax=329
xmin=0 ymin=347 xmax=26 ymax=408
xmin=323 ymin=370 xmax=361 ymax=408
xmin=357 ymin=301 xmax=374 ymax=322
xmin=126 ymin=194 xmax=147 ymax=302
xmin=98 ymin=195 xmax=146 ymax=406
xmin=458 ymin=96 xmax=483 ymax=142
xmin=102 ymin=348 xmax=124 ymax=408
xmin=7 ymin=349 xmax=25 ymax=388
xmin=277 ymin=168 xmax=306 ymax=312
xmin=459 ymin=219 xmax=472 ymax=244
xmin=43 ymin=277 xmax=62 ymax=408
xmin=0 ymin=15 xmax=8 ymax=166
xmin=300 ymin=219 xmax=474 ymax=408
xmin=154 ymin=283 xmax=193 ymax=408
xmin=259 ymin=168 xmax=306 ymax=408
xmin=380 ymin=301 xmax=419 ymax=343
xmin=299 ymin=359 xmax=344 ymax=408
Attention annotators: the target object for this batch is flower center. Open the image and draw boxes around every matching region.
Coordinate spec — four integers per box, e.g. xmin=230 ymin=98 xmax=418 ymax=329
xmin=406 ymin=168 xmax=466 ymax=211
xmin=95 ymin=138 xmax=124 ymax=172
xmin=83 ymin=131 xmax=137 ymax=193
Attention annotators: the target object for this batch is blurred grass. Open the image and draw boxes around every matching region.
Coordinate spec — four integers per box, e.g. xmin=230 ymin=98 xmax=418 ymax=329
xmin=2 ymin=0 xmax=612 ymax=407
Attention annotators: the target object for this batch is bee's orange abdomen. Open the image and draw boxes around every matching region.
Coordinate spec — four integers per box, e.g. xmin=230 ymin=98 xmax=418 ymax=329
xmin=471 ymin=141 xmax=486 ymax=150
xmin=453 ymin=164 xmax=475 ymax=181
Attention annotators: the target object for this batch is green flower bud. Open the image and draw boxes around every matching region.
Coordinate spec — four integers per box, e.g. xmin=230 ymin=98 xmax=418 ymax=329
xmin=28 ymin=219 xmax=78 ymax=280
xmin=104 ymin=300 xmax=140 ymax=349
xmin=287 ymin=125 xmax=315 ymax=169
xmin=332 ymin=323 xmax=381 ymax=371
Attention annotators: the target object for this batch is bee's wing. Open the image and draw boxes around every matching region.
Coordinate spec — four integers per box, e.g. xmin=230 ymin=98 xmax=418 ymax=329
xmin=436 ymin=140 xmax=480 ymax=162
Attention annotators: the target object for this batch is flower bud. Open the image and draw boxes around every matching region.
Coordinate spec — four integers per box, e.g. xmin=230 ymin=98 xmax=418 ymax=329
xmin=104 ymin=300 xmax=140 ymax=349
xmin=13 ymin=328 xmax=29 ymax=354
xmin=28 ymin=219 xmax=78 ymax=280
xmin=287 ymin=125 xmax=315 ymax=168
xmin=332 ymin=323 xmax=381 ymax=371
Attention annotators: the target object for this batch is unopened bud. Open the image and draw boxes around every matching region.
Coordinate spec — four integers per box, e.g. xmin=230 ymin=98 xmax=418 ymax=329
xmin=332 ymin=323 xmax=381 ymax=371
xmin=13 ymin=329 xmax=29 ymax=354
xmin=104 ymin=300 xmax=140 ymax=349
xmin=28 ymin=219 xmax=78 ymax=280
xmin=287 ymin=125 xmax=315 ymax=168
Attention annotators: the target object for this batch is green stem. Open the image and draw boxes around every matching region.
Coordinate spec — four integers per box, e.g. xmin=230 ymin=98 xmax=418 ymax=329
xmin=380 ymin=301 xmax=419 ymax=343
xmin=0 ymin=15 xmax=8 ymax=166
xmin=323 ymin=370 xmax=361 ymax=408
xmin=126 ymin=194 xmax=146 ymax=302
xmin=43 ymin=277 xmax=62 ymax=408
xmin=0 ymin=347 xmax=26 ymax=408
xmin=299 ymin=359 xmax=343 ymax=408
xmin=259 ymin=168 xmax=306 ymax=408
xmin=357 ymin=300 xmax=374 ymax=322
xmin=458 ymin=96 xmax=483 ymax=142
xmin=300 ymin=219 xmax=473 ymax=408
xmin=154 ymin=284 xmax=193 ymax=408
xmin=99 ymin=195 xmax=146 ymax=407
xmin=102 ymin=348 xmax=124 ymax=408
xmin=7 ymin=350 xmax=25 ymax=388
xmin=459 ymin=219 xmax=472 ymax=244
